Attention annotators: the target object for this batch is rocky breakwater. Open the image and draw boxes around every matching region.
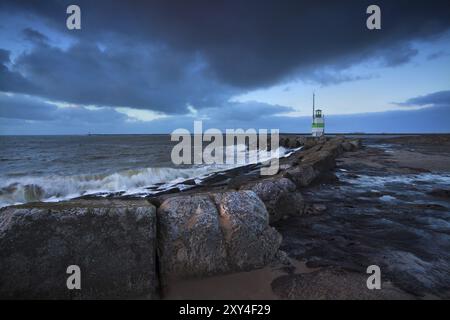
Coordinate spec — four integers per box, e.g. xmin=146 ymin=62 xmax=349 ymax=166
xmin=231 ymin=136 xmax=361 ymax=224
xmin=0 ymin=192 xmax=283 ymax=299
xmin=0 ymin=199 xmax=158 ymax=299
xmin=280 ymin=136 xmax=361 ymax=188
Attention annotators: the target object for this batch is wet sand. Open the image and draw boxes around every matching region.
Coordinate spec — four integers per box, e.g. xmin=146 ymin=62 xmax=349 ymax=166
xmin=163 ymin=259 xmax=312 ymax=300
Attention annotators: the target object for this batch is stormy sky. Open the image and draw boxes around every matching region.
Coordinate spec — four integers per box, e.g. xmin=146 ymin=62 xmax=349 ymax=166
xmin=0 ymin=0 xmax=449 ymax=134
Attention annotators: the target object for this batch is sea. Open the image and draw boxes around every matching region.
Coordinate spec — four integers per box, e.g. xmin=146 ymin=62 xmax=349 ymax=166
xmin=0 ymin=134 xmax=290 ymax=208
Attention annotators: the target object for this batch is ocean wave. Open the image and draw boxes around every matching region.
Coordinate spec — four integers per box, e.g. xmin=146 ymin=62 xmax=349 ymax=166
xmin=0 ymin=146 xmax=292 ymax=208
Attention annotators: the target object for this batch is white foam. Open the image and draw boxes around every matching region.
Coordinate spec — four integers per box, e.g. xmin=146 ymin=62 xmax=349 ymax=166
xmin=0 ymin=145 xmax=296 ymax=208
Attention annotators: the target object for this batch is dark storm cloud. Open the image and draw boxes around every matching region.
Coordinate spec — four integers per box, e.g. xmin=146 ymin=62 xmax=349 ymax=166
xmin=0 ymin=93 xmax=128 ymax=124
xmin=427 ymin=51 xmax=449 ymax=60
xmin=0 ymin=0 xmax=450 ymax=115
xmin=304 ymin=70 xmax=376 ymax=87
xmin=0 ymin=49 xmax=9 ymax=64
xmin=0 ymin=49 xmax=39 ymax=94
xmin=396 ymin=90 xmax=450 ymax=107
xmin=377 ymin=44 xmax=419 ymax=67
xmin=200 ymin=101 xmax=294 ymax=121
xmin=0 ymin=93 xmax=55 ymax=120
xmin=2 ymin=41 xmax=236 ymax=113
xmin=22 ymin=28 xmax=49 ymax=44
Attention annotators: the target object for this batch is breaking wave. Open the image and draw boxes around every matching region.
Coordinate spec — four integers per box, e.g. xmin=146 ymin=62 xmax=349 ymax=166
xmin=0 ymin=146 xmax=293 ymax=208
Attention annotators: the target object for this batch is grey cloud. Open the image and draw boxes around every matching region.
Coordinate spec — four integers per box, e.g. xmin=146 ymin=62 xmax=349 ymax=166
xmin=22 ymin=28 xmax=49 ymax=44
xmin=304 ymin=70 xmax=376 ymax=87
xmin=0 ymin=93 xmax=56 ymax=120
xmin=200 ymin=101 xmax=294 ymax=121
xmin=0 ymin=49 xmax=39 ymax=94
xmin=3 ymin=98 xmax=449 ymax=135
xmin=396 ymin=90 xmax=450 ymax=107
xmin=0 ymin=93 xmax=128 ymax=124
xmin=0 ymin=49 xmax=10 ymax=64
xmin=377 ymin=45 xmax=419 ymax=67
xmin=1 ymin=0 xmax=450 ymax=90
xmin=0 ymin=0 xmax=449 ymax=120
xmin=427 ymin=51 xmax=449 ymax=60
xmin=2 ymin=42 xmax=237 ymax=114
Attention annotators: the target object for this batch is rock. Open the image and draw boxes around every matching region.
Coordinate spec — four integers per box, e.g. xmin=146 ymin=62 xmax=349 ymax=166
xmin=156 ymin=194 xmax=228 ymax=281
xmin=302 ymin=150 xmax=336 ymax=172
xmin=287 ymin=136 xmax=304 ymax=148
xmin=242 ymin=178 xmax=304 ymax=223
xmin=341 ymin=141 xmax=354 ymax=152
xmin=280 ymin=136 xmax=307 ymax=149
xmin=271 ymin=267 xmax=413 ymax=300
xmin=314 ymin=172 xmax=339 ymax=184
xmin=213 ymin=192 xmax=282 ymax=268
xmin=157 ymin=191 xmax=282 ymax=282
xmin=303 ymin=138 xmax=321 ymax=150
xmin=349 ymin=139 xmax=362 ymax=149
xmin=272 ymin=250 xmax=291 ymax=266
xmin=321 ymin=139 xmax=344 ymax=157
xmin=284 ymin=165 xmax=317 ymax=187
xmin=279 ymin=137 xmax=288 ymax=148
xmin=298 ymin=143 xmax=323 ymax=158
xmin=0 ymin=200 xmax=158 ymax=299
xmin=227 ymin=174 xmax=257 ymax=190
xmin=280 ymin=138 xmax=359 ymax=189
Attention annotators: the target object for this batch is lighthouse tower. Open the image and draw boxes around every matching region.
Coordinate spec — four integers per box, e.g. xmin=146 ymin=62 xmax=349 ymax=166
xmin=311 ymin=93 xmax=325 ymax=137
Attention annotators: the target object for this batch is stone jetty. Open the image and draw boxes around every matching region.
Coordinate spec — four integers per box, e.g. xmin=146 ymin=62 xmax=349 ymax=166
xmin=0 ymin=136 xmax=361 ymax=299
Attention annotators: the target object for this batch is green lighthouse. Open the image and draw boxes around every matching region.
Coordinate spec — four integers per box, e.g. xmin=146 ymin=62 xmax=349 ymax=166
xmin=311 ymin=93 xmax=325 ymax=137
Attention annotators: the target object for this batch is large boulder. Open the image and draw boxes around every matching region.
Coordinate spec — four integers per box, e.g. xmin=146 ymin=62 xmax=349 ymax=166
xmin=271 ymin=267 xmax=413 ymax=300
xmin=280 ymin=136 xmax=304 ymax=148
xmin=349 ymin=139 xmax=362 ymax=149
xmin=242 ymin=178 xmax=304 ymax=223
xmin=156 ymin=194 xmax=229 ymax=280
xmin=0 ymin=200 xmax=158 ymax=299
xmin=157 ymin=191 xmax=282 ymax=283
xmin=341 ymin=141 xmax=354 ymax=152
xmin=284 ymin=165 xmax=318 ymax=188
xmin=301 ymin=150 xmax=336 ymax=172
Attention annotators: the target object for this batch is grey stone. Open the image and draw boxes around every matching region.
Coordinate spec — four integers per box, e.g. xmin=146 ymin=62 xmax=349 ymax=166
xmin=0 ymin=200 xmax=158 ymax=299
xmin=242 ymin=178 xmax=304 ymax=223
xmin=156 ymin=194 xmax=229 ymax=281
xmin=157 ymin=191 xmax=282 ymax=282
xmin=341 ymin=141 xmax=354 ymax=152
xmin=284 ymin=165 xmax=318 ymax=187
